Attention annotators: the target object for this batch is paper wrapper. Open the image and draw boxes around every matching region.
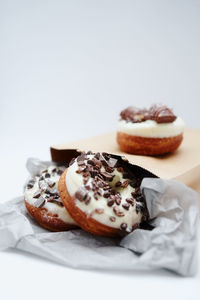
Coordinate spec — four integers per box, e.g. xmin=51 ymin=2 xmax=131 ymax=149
xmin=0 ymin=158 xmax=199 ymax=276
xmin=50 ymin=129 xmax=200 ymax=202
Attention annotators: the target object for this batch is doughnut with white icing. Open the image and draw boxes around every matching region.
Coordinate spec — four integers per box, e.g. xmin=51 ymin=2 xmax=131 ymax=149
xmin=58 ymin=151 xmax=149 ymax=237
xmin=117 ymin=104 xmax=185 ymax=155
xmin=24 ymin=166 xmax=77 ymax=231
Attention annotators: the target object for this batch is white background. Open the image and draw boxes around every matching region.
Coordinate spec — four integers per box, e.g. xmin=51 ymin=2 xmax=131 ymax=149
xmin=0 ymin=1 xmax=200 ymax=299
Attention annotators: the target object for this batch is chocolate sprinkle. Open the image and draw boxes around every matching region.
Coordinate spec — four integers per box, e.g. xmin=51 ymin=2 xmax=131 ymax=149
xmin=45 ymin=173 xmax=50 ymax=178
xmin=47 ymin=197 xmax=64 ymax=207
xmin=113 ymin=206 xmax=125 ymax=217
xmin=107 ymin=199 xmax=114 ymax=207
xmin=33 ymin=191 xmax=41 ymax=198
xmin=120 ymin=223 xmax=127 ymax=230
xmin=95 ymin=208 xmax=104 ymax=214
xmin=38 ymin=180 xmax=48 ymax=191
xmin=75 ymin=187 xmax=88 ymax=202
xmin=122 ymin=203 xmax=130 ymax=210
xmin=101 ymin=172 xmax=114 ymax=182
xmin=126 ymin=198 xmax=135 ymax=206
xmin=121 ymin=180 xmax=129 ymax=188
xmin=109 ymin=216 xmax=116 ymax=222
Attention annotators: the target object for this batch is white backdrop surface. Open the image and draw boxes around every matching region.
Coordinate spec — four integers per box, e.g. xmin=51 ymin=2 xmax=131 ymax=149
xmin=0 ymin=1 xmax=200 ymax=299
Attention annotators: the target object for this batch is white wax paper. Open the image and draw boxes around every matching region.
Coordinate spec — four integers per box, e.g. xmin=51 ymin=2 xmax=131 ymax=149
xmin=0 ymin=158 xmax=199 ymax=276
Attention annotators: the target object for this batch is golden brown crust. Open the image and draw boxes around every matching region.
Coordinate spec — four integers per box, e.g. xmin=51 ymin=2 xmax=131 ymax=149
xmin=58 ymin=169 xmax=121 ymax=237
xmin=24 ymin=200 xmax=77 ymax=232
xmin=117 ymin=132 xmax=183 ymax=156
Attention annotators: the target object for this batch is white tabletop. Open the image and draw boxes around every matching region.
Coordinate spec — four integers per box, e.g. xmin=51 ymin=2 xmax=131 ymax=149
xmin=1 ymin=0 xmax=200 ymax=299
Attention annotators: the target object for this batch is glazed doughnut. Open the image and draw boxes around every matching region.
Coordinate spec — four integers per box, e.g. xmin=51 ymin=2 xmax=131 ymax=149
xmin=58 ymin=151 xmax=149 ymax=237
xmin=117 ymin=104 xmax=185 ymax=156
xmin=24 ymin=166 xmax=77 ymax=231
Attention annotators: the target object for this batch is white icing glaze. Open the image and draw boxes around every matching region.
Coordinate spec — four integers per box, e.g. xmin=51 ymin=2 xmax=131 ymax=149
xmin=66 ymin=155 xmax=143 ymax=232
xmin=117 ymin=116 xmax=185 ymax=138
xmin=24 ymin=166 xmax=76 ymax=224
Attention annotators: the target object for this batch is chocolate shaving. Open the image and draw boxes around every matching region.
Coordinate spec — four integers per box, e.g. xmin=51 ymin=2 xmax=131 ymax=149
xmin=46 ymin=188 xmax=58 ymax=196
xmin=47 ymin=197 xmax=64 ymax=207
xmin=34 ymin=197 xmax=45 ymax=208
xmin=69 ymin=158 xmax=75 ymax=166
xmin=101 ymin=172 xmax=114 ymax=182
xmin=115 ymin=181 xmax=122 ymax=187
xmin=95 ymin=208 xmax=104 ymax=214
xmin=38 ymin=180 xmax=48 ymax=191
xmin=121 ymin=180 xmax=129 ymax=188
xmin=126 ymin=198 xmax=135 ymax=206
xmin=85 ymin=196 xmax=91 ymax=205
xmin=27 ymin=180 xmax=35 ymax=189
xmin=45 ymin=173 xmax=50 ymax=178
xmin=122 ymin=203 xmax=130 ymax=210
xmin=113 ymin=206 xmax=125 ymax=217
xmin=46 ymin=179 xmax=55 ymax=188
xmin=107 ymin=199 xmax=114 ymax=207
xmin=103 ymin=191 xmax=111 ymax=198
xmin=75 ymin=187 xmax=88 ymax=202
xmin=105 ymin=166 xmax=114 ymax=173
xmin=33 ymin=191 xmax=41 ymax=198
xmin=109 ymin=216 xmax=116 ymax=222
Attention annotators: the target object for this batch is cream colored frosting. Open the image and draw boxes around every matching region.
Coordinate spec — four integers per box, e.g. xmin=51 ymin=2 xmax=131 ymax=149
xmin=117 ymin=117 xmax=185 ymax=138
xmin=66 ymin=155 xmax=143 ymax=232
xmin=24 ymin=166 xmax=76 ymax=224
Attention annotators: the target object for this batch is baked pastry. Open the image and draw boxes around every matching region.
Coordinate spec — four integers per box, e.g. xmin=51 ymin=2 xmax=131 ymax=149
xmin=58 ymin=151 xmax=149 ymax=237
xmin=117 ymin=104 xmax=185 ymax=155
xmin=24 ymin=166 xmax=77 ymax=231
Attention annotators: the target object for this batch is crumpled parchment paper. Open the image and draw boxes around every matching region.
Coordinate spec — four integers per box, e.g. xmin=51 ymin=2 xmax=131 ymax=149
xmin=0 ymin=158 xmax=199 ymax=276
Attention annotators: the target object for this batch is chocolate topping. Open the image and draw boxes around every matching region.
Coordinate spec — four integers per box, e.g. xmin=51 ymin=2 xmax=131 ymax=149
xmin=120 ymin=104 xmax=177 ymax=124
xmin=26 ymin=166 xmax=66 ymax=210
xmin=72 ymin=151 xmax=150 ymax=232
xmin=33 ymin=191 xmax=41 ymax=198
xmin=27 ymin=179 xmax=35 ymax=189
xmin=113 ymin=206 xmax=125 ymax=217
xmin=120 ymin=223 xmax=127 ymax=230
xmin=47 ymin=197 xmax=64 ymax=207
xmin=95 ymin=208 xmax=104 ymax=214
xmin=34 ymin=197 xmax=45 ymax=208
xmin=75 ymin=187 xmax=88 ymax=202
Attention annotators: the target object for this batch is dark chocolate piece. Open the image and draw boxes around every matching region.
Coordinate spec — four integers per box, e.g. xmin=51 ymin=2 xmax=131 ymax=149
xmin=107 ymin=199 xmax=114 ymax=207
xmin=75 ymin=187 xmax=88 ymax=202
xmin=101 ymin=172 xmax=114 ymax=182
xmin=46 ymin=179 xmax=56 ymax=188
xmin=120 ymin=223 xmax=127 ymax=230
xmin=33 ymin=191 xmax=41 ymax=198
xmin=122 ymin=203 xmax=130 ymax=210
xmin=38 ymin=180 xmax=48 ymax=191
xmin=45 ymin=173 xmax=50 ymax=178
xmin=120 ymin=104 xmax=177 ymax=124
xmin=34 ymin=197 xmax=45 ymax=208
xmin=27 ymin=180 xmax=35 ymax=189
xmin=121 ymin=180 xmax=129 ymax=188
xmin=126 ymin=198 xmax=135 ymax=206
xmin=47 ymin=197 xmax=64 ymax=207
xmin=113 ymin=206 xmax=125 ymax=217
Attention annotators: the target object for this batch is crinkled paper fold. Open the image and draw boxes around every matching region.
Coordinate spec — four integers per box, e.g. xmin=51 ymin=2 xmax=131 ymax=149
xmin=0 ymin=158 xmax=199 ymax=276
